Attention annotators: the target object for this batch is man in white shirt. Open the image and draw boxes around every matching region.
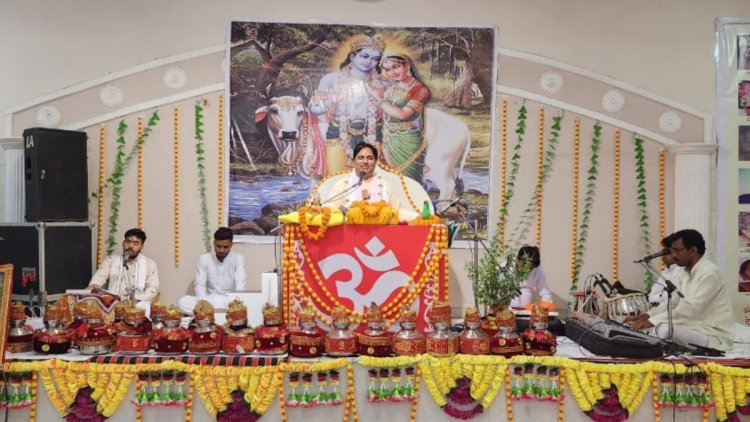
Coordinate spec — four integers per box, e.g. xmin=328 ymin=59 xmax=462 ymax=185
xmin=178 ymin=227 xmax=246 ymax=316
xmin=510 ymin=245 xmax=553 ymax=308
xmin=625 ymin=229 xmax=734 ymax=352
xmin=647 ymin=233 xmax=683 ymax=306
xmin=89 ymin=228 xmax=159 ymax=313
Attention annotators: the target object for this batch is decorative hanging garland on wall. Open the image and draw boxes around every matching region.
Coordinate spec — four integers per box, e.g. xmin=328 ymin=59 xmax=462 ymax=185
xmin=634 ymin=136 xmax=654 ymax=289
xmin=195 ymin=100 xmax=211 ymax=253
xmin=611 ymin=130 xmax=621 ymax=281
xmin=568 ymin=117 xmax=581 ymax=303
xmin=508 ymin=112 xmax=563 ymax=249
xmin=137 ymin=116 xmax=144 ymax=230
xmin=498 ymin=103 xmax=527 ymax=233
xmin=173 ymin=105 xmax=181 ymax=267
xmin=659 ymin=148 xmax=666 ymax=272
xmin=570 ymin=121 xmax=602 ymax=296
xmin=536 ymin=107 xmax=545 ymax=247
xmin=217 ymin=95 xmax=225 ymax=228
xmin=96 ymin=125 xmax=106 ymax=268
xmin=499 ymin=97 xmax=508 ymax=243
xmin=92 ymin=111 xmax=160 ymax=256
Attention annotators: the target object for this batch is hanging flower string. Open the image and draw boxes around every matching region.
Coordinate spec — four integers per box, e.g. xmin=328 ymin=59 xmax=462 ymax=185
xmin=570 ymin=121 xmax=602 ymax=296
xmin=173 ymin=105 xmax=180 ymax=267
xmin=96 ymin=125 xmax=106 ymax=267
xmin=137 ymin=115 xmax=144 ymax=229
xmin=498 ymin=103 xmax=527 ymax=231
xmin=508 ymin=112 xmax=563 ymax=248
xmin=92 ymin=111 xmax=160 ymax=255
xmin=658 ymin=148 xmax=666 ymax=271
xmin=611 ymin=129 xmax=620 ymax=281
xmin=217 ymin=94 xmax=225 ymax=228
xmin=567 ymin=117 xmax=581 ymax=304
xmin=499 ymin=97 xmax=508 ymax=243
xmin=634 ymin=136 xmax=654 ymax=289
xmin=195 ymin=100 xmax=211 ymax=252
xmin=535 ymin=106 xmax=545 ymax=247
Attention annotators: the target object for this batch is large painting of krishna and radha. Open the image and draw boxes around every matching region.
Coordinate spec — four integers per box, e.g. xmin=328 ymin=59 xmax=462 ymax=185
xmin=227 ymin=21 xmax=496 ymax=242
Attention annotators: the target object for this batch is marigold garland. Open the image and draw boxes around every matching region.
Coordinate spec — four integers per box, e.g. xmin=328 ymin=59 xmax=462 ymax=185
xmin=217 ymin=94 xmax=225 ymax=228
xmin=568 ymin=116 xmax=581 ymax=306
xmin=96 ymin=125 xmax=106 ymax=267
xmin=298 ymin=206 xmax=332 ymax=240
xmin=137 ymin=115 xmax=144 ymax=229
xmin=536 ymin=106 xmax=545 ymax=247
xmin=173 ymin=105 xmax=180 ymax=267
xmin=658 ymin=148 xmax=666 ymax=271
xmin=611 ymin=130 xmax=620 ymax=281
xmin=499 ymin=97 xmax=508 ymax=243
xmin=12 ymin=356 xmax=750 ymax=421
xmin=29 ymin=371 xmax=38 ymax=422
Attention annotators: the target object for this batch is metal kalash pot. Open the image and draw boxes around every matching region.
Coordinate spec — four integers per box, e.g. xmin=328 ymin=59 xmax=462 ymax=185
xmin=152 ymin=306 xmax=189 ymax=355
xmin=7 ymin=302 xmax=32 ymax=353
xmin=459 ymin=307 xmax=490 ymax=355
xmin=149 ymin=301 xmax=168 ymax=330
xmin=489 ymin=307 xmax=524 ymax=357
xmin=76 ymin=300 xmax=115 ymax=355
xmin=392 ymin=307 xmax=425 ymax=356
xmin=290 ymin=307 xmax=325 ymax=358
xmin=325 ymin=306 xmax=357 ymax=357
xmin=221 ymin=299 xmax=255 ymax=354
xmin=425 ymin=301 xmax=458 ymax=357
xmin=188 ymin=300 xmax=222 ymax=354
xmin=115 ymin=306 xmax=152 ymax=354
xmin=357 ymin=302 xmax=392 ymax=357
xmin=254 ymin=303 xmax=289 ymax=355
xmin=521 ymin=305 xmax=557 ymax=356
xmin=33 ymin=302 xmax=71 ymax=354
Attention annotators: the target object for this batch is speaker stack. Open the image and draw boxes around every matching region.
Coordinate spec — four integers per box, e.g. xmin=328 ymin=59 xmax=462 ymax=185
xmin=0 ymin=128 xmax=93 ymax=301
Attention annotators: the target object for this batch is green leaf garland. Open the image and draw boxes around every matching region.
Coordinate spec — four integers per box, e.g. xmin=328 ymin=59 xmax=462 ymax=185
xmin=93 ymin=111 xmax=160 ymax=255
xmin=569 ymin=121 xmax=602 ymax=294
xmin=509 ymin=113 xmax=563 ymax=248
xmin=195 ymin=101 xmax=212 ymax=253
xmin=633 ymin=137 xmax=654 ymax=290
xmin=498 ymin=104 xmax=527 ymax=230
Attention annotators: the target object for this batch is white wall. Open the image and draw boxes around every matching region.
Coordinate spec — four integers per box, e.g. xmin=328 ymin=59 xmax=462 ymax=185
xmin=1 ymin=0 xmax=746 ymax=314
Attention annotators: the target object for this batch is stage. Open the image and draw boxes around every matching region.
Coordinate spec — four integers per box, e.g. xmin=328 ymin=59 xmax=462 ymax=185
xmin=4 ymin=337 xmax=750 ymax=422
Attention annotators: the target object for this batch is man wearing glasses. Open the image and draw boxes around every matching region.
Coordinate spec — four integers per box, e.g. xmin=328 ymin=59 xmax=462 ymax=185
xmin=625 ymin=229 xmax=734 ymax=352
xmin=89 ymin=228 xmax=160 ymax=314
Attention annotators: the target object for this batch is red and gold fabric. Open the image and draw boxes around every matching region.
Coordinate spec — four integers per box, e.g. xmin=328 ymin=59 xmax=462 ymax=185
xmin=283 ymin=224 xmax=448 ymax=332
xmin=188 ymin=326 xmax=223 ymax=354
xmin=289 ymin=328 xmax=325 ymax=357
xmin=255 ymin=324 xmax=289 ymax=355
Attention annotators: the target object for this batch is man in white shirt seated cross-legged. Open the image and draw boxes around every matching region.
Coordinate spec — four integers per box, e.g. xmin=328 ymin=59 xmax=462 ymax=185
xmin=178 ymin=227 xmax=246 ymax=316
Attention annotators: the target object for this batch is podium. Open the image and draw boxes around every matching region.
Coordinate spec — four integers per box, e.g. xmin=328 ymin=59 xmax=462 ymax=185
xmin=282 ymin=223 xmax=449 ymax=332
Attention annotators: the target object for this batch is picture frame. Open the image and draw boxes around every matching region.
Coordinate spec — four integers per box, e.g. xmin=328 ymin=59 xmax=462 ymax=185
xmin=0 ymin=264 xmax=13 ymax=364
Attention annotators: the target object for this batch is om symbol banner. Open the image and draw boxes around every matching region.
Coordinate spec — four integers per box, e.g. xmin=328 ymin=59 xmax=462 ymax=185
xmin=282 ymin=224 xmax=449 ymax=332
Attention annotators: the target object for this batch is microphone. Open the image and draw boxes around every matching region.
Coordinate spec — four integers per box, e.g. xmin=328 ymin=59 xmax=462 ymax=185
xmin=122 ymin=251 xmax=132 ymax=269
xmin=319 ymin=172 xmax=367 ymax=207
xmin=634 ymin=248 xmax=671 ymax=263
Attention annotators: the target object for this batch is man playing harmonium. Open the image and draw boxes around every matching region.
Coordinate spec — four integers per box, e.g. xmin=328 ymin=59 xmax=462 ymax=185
xmin=89 ymin=228 xmax=159 ymax=314
xmin=624 ymin=229 xmax=734 ymax=352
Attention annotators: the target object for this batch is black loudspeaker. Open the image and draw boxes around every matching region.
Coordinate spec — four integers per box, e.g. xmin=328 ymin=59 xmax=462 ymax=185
xmin=0 ymin=223 xmax=92 ymax=296
xmin=23 ymin=127 xmax=88 ymax=222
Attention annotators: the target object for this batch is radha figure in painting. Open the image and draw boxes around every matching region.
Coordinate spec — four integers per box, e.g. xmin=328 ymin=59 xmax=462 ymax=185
xmin=309 ymin=33 xmax=387 ymax=174
xmin=374 ymin=54 xmax=432 ymax=184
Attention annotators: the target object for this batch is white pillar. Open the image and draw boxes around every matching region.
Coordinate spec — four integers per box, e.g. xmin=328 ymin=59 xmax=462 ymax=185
xmin=668 ymin=143 xmax=716 ymax=237
xmin=0 ymin=138 xmax=24 ymax=223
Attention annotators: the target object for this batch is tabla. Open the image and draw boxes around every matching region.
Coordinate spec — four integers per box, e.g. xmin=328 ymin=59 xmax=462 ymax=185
xmin=604 ymin=293 xmax=649 ymax=323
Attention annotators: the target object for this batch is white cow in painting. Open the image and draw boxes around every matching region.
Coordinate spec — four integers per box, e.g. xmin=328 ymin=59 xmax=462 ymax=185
xmin=255 ymin=95 xmax=471 ymax=201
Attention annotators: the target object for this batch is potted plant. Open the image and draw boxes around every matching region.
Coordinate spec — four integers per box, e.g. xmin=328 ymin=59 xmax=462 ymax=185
xmin=467 ymin=235 xmax=532 ymax=319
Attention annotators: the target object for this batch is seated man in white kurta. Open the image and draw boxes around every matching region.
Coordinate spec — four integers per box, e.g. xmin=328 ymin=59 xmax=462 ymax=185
xmin=89 ymin=228 xmax=159 ymax=314
xmin=178 ymin=227 xmax=246 ymax=316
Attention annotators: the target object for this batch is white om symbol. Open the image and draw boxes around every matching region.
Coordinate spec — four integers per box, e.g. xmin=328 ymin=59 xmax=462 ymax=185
xmin=317 ymin=236 xmax=410 ymax=313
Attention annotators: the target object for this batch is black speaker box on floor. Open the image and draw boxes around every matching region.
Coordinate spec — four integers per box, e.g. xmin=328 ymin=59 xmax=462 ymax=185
xmin=0 ymin=223 xmax=92 ymax=297
xmin=23 ymin=127 xmax=88 ymax=222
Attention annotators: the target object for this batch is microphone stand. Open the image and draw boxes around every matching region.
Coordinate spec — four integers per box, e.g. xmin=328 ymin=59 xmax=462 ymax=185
xmin=318 ymin=179 xmax=363 ymax=207
xmin=635 ymin=259 xmax=682 ymax=344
